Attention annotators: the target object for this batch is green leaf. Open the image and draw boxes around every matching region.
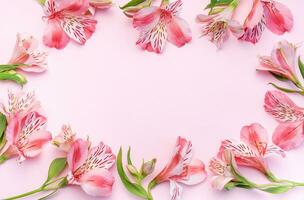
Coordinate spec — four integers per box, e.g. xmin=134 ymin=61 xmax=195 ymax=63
xmin=0 ymin=70 xmax=27 ymax=86
xmin=259 ymin=184 xmax=294 ymax=194
xmin=120 ymin=0 xmax=146 ymax=9
xmin=46 ymin=158 xmax=67 ymax=183
xmin=269 ymin=83 xmax=304 ymax=95
xmin=37 ymin=0 xmax=46 ymax=5
xmin=0 ymin=113 xmax=7 ymax=151
xmin=205 ymin=0 xmax=234 ymax=9
xmin=0 ymin=64 xmax=18 ymax=73
xmin=270 ymin=72 xmax=289 ymax=82
xmin=117 ymin=148 xmax=148 ymax=199
xmin=298 ymin=56 xmax=304 ymax=80
xmin=127 ymin=147 xmax=133 ymax=165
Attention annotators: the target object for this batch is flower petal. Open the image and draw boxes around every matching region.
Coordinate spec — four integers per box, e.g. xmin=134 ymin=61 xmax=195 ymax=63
xmin=43 ymin=19 xmax=70 ymax=49
xmin=175 ymin=159 xmax=207 ymax=185
xmin=210 ymin=175 xmax=233 ymax=190
xmin=133 ymin=6 xmax=160 ymax=29
xmin=167 ymin=17 xmax=192 ymax=47
xmin=67 ymin=138 xmax=90 ymax=172
xmin=21 ymin=131 xmax=52 ymax=158
xmin=57 ymin=0 xmax=90 ymax=14
xmin=169 ymin=180 xmax=183 ymax=200
xmin=264 ymin=90 xmax=304 ymax=123
xmin=263 ymin=0 xmax=293 ymax=35
xmin=272 ymin=121 xmax=304 ymax=150
xmin=5 ymin=114 xmax=21 ymax=145
xmin=61 ymin=15 xmax=97 ymax=45
xmin=240 ymin=123 xmax=268 ymax=156
xmin=165 ymin=0 xmax=182 ymax=16
xmin=271 ymin=40 xmax=296 ymax=72
xmin=80 ymin=168 xmax=114 ymax=197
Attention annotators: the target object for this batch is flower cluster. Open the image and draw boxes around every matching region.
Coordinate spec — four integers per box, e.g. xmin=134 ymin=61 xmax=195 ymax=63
xmin=257 ymin=40 xmax=304 ymax=95
xmin=0 ymin=34 xmax=47 ymax=85
xmin=117 ymin=137 xmax=207 ymax=200
xmin=196 ymin=0 xmax=293 ymax=48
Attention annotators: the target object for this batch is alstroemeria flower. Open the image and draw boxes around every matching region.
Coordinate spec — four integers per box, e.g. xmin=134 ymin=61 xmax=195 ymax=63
xmin=220 ymin=123 xmax=284 ymax=174
xmin=264 ymin=90 xmax=304 ymax=150
xmin=67 ymin=138 xmax=116 ymax=197
xmin=152 ymin=137 xmax=206 ymax=200
xmin=52 ymin=124 xmax=76 ymax=152
xmin=209 ymin=150 xmax=238 ymax=190
xmin=257 ymin=40 xmax=299 ymax=84
xmin=43 ymin=0 xmax=97 ymax=49
xmin=262 ymin=0 xmax=293 ymax=35
xmin=0 ymin=91 xmax=41 ymax=122
xmin=133 ymin=0 xmax=192 ymax=53
xmin=1 ymin=111 xmax=51 ymax=162
xmin=88 ymin=0 xmax=112 ymax=15
xmin=196 ymin=4 xmax=243 ymax=48
xmin=9 ymin=34 xmax=47 ymax=73
xmin=239 ymin=0 xmax=266 ymax=44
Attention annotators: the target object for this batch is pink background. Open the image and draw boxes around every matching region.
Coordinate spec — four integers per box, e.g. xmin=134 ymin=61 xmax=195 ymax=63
xmin=0 ymin=0 xmax=304 ymax=199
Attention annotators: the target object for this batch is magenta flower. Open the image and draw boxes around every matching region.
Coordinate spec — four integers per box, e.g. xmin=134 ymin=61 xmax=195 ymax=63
xmin=43 ymin=0 xmax=97 ymax=49
xmin=133 ymin=0 xmax=192 ymax=53
xmin=151 ymin=137 xmax=207 ymax=200
xmin=67 ymin=138 xmax=116 ymax=196
xmin=264 ymin=90 xmax=304 ymax=150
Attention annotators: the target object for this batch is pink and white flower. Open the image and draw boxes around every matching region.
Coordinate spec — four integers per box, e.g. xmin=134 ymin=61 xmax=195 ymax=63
xmin=196 ymin=4 xmax=243 ymax=48
xmin=9 ymin=34 xmax=47 ymax=73
xmin=257 ymin=40 xmax=299 ymax=84
xmin=43 ymin=0 xmax=97 ymax=49
xmin=262 ymin=0 xmax=293 ymax=35
xmin=1 ymin=111 xmax=52 ymax=162
xmin=209 ymin=150 xmax=238 ymax=190
xmin=264 ymin=90 xmax=304 ymax=150
xmin=152 ymin=137 xmax=206 ymax=200
xmin=67 ymin=138 xmax=116 ymax=197
xmin=0 ymin=91 xmax=41 ymax=122
xmin=220 ymin=123 xmax=284 ymax=174
xmin=52 ymin=124 xmax=76 ymax=152
xmin=133 ymin=0 xmax=192 ymax=53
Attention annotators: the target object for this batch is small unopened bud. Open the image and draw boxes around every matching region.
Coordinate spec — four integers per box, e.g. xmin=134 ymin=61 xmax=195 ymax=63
xmin=126 ymin=164 xmax=139 ymax=177
xmin=141 ymin=158 xmax=156 ymax=177
xmin=121 ymin=0 xmax=152 ymax=18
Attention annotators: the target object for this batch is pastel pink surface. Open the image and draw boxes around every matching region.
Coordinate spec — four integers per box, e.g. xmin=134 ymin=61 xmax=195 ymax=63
xmin=0 ymin=0 xmax=304 ymax=200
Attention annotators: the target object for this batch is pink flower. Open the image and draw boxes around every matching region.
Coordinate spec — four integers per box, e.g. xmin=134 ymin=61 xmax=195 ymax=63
xmin=133 ymin=0 xmax=192 ymax=53
xmin=43 ymin=0 xmax=97 ymax=49
xmin=220 ymin=123 xmax=284 ymax=174
xmin=257 ymin=40 xmax=299 ymax=84
xmin=196 ymin=5 xmax=243 ymax=48
xmin=88 ymin=0 xmax=112 ymax=15
xmin=239 ymin=0 xmax=266 ymax=44
xmin=264 ymin=90 xmax=304 ymax=150
xmin=0 ymin=91 xmax=41 ymax=122
xmin=9 ymin=34 xmax=47 ymax=73
xmin=52 ymin=124 xmax=76 ymax=152
xmin=152 ymin=137 xmax=206 ymax=200
xmin=67 ymin=138 xmax=116 ymax=197
xmin=209 ymin=150 xmax=238 ymax=190
xmin=262 ymin=0 xmax=293 ymax=35
xmin=1 ymin=111 xmax=52 ymax=162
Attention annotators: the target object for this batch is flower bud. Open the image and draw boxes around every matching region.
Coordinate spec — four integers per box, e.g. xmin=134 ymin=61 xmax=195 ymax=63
xmin=126 ymin=164 xmax=139 ymax=177
xmin=141 ymin=158 xmax=156 ymax=177
xmin=120 ymin=0 xmax=152 ymax=18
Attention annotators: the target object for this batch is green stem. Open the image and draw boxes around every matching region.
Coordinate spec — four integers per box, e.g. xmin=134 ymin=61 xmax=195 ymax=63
xmin=267 ymin=172 xmax=304 ymax=187
xmin=0 ymin=71 xmax=27 ymax=86
xmin=0 ymin=64 xmax=18 ymax=73
xmin=0 ymin=155 xmax=8 ymax=164
xmin=4 ymin=187 xmax=43 ymax=200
